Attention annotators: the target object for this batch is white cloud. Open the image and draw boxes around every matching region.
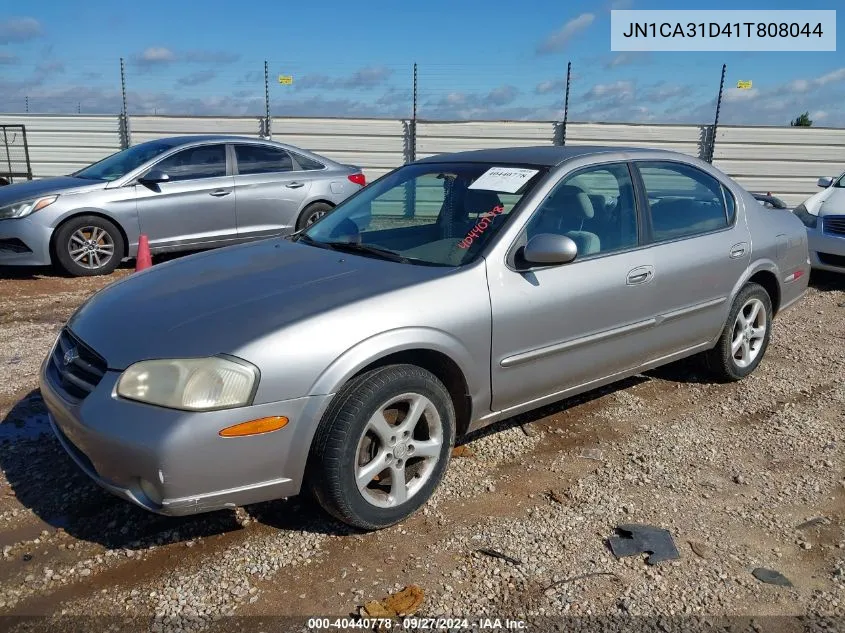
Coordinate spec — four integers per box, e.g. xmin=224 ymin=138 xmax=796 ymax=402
xmin=788 ymin=67 xmax=845 ymax=93
xmin=0 ymin=17 xmax=42 ymax=44
xmin=296 ymin=66 xmax=394 ymax=91
xmin=537 ymin=13 xmax=595 ymax=54
xmin=582 ymin=80 xmax=636 ymax=101
xmin=134 ymin=47 xmax=177 ymax=67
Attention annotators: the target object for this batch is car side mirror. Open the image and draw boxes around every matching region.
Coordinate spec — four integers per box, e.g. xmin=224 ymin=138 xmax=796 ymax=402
xmin=138 ymin=169 xmax=171 ymax=186
xmin=522 ymin=233 xmax=578 ymax=266
xmin=817 ymin=176 xmax=834 ymax=188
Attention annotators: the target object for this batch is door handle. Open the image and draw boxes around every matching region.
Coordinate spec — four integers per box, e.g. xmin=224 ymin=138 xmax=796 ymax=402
xmin=209 ymin=189 xmax=231 ymax=197
xmin=626 ymin=265 xmax=654 ymax=286
xmin=285 ymin=182 xmax=305 ymax=189
xmin=730 ymin=242 xmax=748 ymax=258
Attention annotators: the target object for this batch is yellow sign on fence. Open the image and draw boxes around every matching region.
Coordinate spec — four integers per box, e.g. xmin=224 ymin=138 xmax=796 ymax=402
xmin=736 ymin=80 xmax=752 ymax=89
xmin=278 ymin=75 xmax=293 ymax=85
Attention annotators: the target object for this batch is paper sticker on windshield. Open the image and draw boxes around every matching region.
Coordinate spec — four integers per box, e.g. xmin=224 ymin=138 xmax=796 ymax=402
xmin=468 ymin=167 xmax=539 ymax=193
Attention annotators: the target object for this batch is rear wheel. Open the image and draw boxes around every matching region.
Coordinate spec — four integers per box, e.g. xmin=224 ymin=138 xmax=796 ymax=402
xmin=296 ymin=202 xmax=334 ymax=231
xmin=53 ymin=215 xmax=125 ymax=276
xmin=705 ymin=282 xmax=772 ymax=382
xmin=306 ymin=364 xmax=455 ymax=530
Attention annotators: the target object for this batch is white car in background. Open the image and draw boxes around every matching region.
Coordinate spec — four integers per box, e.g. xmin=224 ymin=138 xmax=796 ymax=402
xmin=792 ymin=171 xmax=845 ymax=274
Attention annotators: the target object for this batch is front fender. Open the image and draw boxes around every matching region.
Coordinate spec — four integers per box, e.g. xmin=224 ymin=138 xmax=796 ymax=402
xmin=309 ymin=326 xmax=484 ymax=402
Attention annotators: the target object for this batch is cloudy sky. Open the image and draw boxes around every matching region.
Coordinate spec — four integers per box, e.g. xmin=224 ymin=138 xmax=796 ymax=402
xmin=0 ymin=0 xmax=842 ymax=126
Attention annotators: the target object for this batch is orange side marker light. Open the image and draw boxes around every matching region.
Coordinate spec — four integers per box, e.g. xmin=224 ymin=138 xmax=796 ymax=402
xmin=219 ymin=416 xmax=289 ymax=437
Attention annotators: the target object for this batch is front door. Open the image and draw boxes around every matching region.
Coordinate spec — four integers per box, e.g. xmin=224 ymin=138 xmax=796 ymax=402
xmin=489 ymin=162 xmax=659 ymax=411
xmin=135 ymin=143 xmax=237 ymax=250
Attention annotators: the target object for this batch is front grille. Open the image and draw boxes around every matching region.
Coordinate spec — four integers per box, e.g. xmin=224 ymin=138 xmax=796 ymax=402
xmin=49 ymin=329 xmax=107 ymax=399
xmin=824 ymin=215 xmax=845 ymax=237
xmin=817 ymin=252 xmax=845 ymax=269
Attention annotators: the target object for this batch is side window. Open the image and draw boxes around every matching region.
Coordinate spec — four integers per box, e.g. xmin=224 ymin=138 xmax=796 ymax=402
xmin=234 ymin=144 xmax=293 ymax=175
xmin=524 ymin=163 xmax=638 ymax=257
xmin=290 ymin=152 xmax=325 ymax=171
xmin=637 ymin=162 xmax=730 ymax=241
xmin=152 ymin=145 xmax=227 ymax=181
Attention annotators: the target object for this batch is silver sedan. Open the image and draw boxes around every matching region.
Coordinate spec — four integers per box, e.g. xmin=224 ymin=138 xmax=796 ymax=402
xmin=0 ymin=135 xmax=365 ymax=275
xmin=40 ymin=146 xmax=809 ymax=530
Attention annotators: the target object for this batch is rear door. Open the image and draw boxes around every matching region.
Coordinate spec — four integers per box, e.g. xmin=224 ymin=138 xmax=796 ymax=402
xmin=632 ymin=160 xmax=750 ymax=358
xmin=232 ymin=143 xmax=310 ymax=239
xmin=134 ymin=143 xmax=236 ymax=250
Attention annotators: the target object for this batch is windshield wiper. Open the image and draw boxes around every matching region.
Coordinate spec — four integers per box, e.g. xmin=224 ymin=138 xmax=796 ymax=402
xmin=319 ymin=241 xmax=410 ymax=263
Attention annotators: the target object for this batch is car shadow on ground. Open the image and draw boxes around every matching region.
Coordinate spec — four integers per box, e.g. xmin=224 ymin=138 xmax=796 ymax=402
xmin=809 ymin=269 xmax=845 ymax=292
xmin=0 ymin=261 xmax=137 ymax=280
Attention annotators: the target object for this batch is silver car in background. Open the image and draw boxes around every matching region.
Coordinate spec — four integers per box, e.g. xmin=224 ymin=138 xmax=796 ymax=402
xmin=0 ymin=135 xmax=365 ymax=275
xmin=41 ymin=146 xmax=809 ymax=531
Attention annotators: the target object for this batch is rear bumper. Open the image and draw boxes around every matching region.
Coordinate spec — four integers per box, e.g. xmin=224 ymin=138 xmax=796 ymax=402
xmin=0 ymin=218 xmax=53 ymax=266
xmin=808 ymin=226 xmax=845 ymax=273
xmin=39 ymin=346 xmax=333 ymax=516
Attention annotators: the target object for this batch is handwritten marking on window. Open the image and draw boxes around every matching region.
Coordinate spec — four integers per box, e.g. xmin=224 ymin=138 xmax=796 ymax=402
xmin=458 ymin=205 xmax=505 ymax=249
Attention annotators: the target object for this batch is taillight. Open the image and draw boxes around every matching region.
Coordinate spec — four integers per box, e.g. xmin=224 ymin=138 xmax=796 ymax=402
xmin=348 ymin=173 xmax=366 ymax=187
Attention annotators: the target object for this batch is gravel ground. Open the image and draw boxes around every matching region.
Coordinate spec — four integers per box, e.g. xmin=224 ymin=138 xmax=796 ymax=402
xmin=0 ymin=264 xmax=842 ymax=633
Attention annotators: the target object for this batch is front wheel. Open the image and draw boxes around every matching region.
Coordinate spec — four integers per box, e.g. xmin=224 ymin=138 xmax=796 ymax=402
xmin=306 ymin=364 xmax=455 ymax=530
xmin=53 ymin=215 xmax=125 ymax=276
xmin=704 ymin=282 xmax=773 ymax=382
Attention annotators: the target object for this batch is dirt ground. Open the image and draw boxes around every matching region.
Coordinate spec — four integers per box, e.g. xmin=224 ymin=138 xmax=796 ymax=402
xmin=0 ymin=261 xmax=842 ymax=633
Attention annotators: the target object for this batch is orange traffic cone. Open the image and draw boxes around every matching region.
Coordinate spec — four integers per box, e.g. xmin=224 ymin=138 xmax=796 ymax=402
xmin=135 ymin=234 xmax=152 ymax=272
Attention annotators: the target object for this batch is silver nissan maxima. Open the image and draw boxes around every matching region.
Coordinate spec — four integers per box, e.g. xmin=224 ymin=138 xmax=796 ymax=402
xmin=40 ymin=146 xmax=809 ymax=530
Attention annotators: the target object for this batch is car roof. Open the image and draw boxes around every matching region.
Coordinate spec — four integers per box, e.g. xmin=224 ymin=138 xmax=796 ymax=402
xmin=415 ymin=145 xmax=675 ymax=167
xmin=142 ymin=135 xmax=340 ymax=165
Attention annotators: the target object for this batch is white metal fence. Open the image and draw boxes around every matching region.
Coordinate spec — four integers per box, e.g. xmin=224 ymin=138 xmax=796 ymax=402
xmin=1 ymin=113 xmax=842 ymax=206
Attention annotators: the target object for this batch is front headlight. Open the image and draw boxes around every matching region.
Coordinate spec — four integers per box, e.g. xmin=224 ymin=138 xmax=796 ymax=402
xmin=0 ymin=195 xmax=58 ymax=219
xmin=792 ymin=204 xmax=818 ymax=229
xmin=116 ymin=356 xmax=259 ymax=411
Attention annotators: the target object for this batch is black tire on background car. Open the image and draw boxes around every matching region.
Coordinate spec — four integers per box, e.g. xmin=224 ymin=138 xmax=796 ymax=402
xmin=704 ymin=282 xmax=773 ymax=382
xmin=306 ymin=364 xmax=456 ymax=530
xmin=296 ymin=202 xmax=334 ymax=231
xmin=53 ymin=215 xmax=125 ymax=277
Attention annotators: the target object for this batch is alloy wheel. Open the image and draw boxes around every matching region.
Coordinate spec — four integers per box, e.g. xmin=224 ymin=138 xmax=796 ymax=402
xmin=68 ymin=227 xmax=115 ymax=270
xmin=354 ymin=392 xmax=443 ymax=509
xmin=731 ymin=297 xmax=767 ymax=368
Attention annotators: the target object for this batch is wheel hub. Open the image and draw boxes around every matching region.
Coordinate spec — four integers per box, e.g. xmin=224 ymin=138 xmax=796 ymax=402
xmin=393 ymin=442 xmax=409 ymax=460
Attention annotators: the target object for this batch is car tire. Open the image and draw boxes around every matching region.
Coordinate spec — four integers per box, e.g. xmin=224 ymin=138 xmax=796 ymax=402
xmin=296 ymin=202 xmax=334 ymax=231
xmin=704 ymin=282 xmax=773 ymax=382
xmin=306 ymin=364 xmax=455 ymax=531
xmin=53 ymin=215 xmax=125 ymax=277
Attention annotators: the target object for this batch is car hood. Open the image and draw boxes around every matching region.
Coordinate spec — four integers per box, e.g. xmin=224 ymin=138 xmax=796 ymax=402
xmin=0 ymin=176 xmax=104 ymax=206
xmin=68 ymin=238 xmax=452 ymax=369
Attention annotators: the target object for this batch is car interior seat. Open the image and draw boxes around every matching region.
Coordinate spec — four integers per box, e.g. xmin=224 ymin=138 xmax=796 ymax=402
xmin=531 ymin=184 xmax=601 ymax=256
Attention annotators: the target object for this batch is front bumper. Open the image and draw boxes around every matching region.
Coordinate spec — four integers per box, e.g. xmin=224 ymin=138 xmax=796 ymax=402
xmin=807 ymin=224 xmax=845 ymax=273
xmin=39 ymin=345 xmax=333 ymax=516
xmin=0 ymin=217 xmax=53 ymax=266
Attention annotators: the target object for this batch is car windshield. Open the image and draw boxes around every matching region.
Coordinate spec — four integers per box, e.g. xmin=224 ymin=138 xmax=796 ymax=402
xmin=73 ymin=139 xmax=184 ymax=181
xmin=297 ymin=162 xmax=547 ymax=266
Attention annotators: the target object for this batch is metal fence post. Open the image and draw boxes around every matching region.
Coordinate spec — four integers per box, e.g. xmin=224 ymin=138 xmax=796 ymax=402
xmin=403 ymin=63 xmax=418 ymax=218
xmin=119 ymin=57 xmax=131 ymax=149
xmin=561 ymin=61 xmax=572 ymax=146
xmin=410 ymin=62 xmax=417 ymax=163
xmin=708 ymin=63 xmax=726 ymax=163
xmin=264 ymin=60 xmax=271 ymax=139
